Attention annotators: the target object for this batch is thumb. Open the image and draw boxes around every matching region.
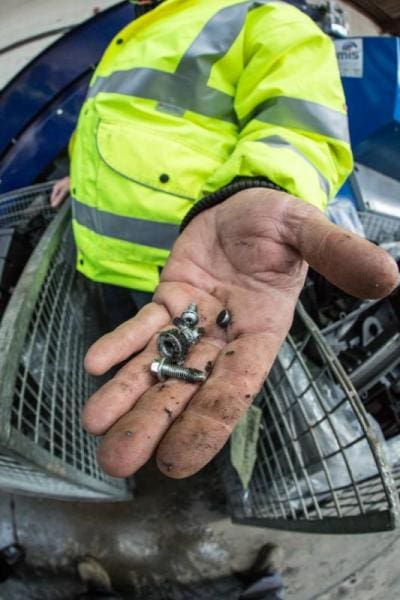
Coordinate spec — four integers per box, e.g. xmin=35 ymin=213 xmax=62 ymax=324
xmin=294 ymin=205 xmax=399 ymax=299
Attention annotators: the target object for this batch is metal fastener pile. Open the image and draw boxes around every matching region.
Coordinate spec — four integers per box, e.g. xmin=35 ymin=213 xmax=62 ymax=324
xmin=150 ymin=304 xmax=207 ymax=383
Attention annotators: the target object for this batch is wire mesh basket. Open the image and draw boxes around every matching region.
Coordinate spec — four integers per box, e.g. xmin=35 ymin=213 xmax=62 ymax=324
xmin=222 ymin=303 xmax=400 ymax=534
xmin=0 ymin=184 xmax=130 ymax=500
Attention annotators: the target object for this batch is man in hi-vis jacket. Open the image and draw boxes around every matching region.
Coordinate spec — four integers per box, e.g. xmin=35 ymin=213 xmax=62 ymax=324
xmin=51 ymin=0 xmax=398 ymax=482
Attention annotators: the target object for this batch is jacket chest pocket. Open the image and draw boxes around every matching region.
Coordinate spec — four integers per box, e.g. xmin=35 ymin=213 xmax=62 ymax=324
xmin=96 ymin=120 xmax=223 ymax=201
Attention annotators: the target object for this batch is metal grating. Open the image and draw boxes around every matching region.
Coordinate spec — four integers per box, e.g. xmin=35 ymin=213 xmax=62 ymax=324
xmin=0 ymin=184 xmax=130 ymax=500
xmin=0 ymin=453 xmax=113 ymax=500
xmin=222 ymin=303 xmax=400 ymax=533
xmin=0 ymin=182 xmax=55 ymax=229
xmin=358 ymin=210 xmax=400 ymax=244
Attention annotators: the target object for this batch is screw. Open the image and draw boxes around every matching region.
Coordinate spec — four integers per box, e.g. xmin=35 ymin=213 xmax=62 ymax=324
xmin=216 ymin=309 xmax=232 ymax=328
xmin=181 ymin=303 xmax=199 ymax=327
xmin=150 ymin=358 xmax=207 ymax=383
xmin=172 ymin=318 xmax=203 ymax=343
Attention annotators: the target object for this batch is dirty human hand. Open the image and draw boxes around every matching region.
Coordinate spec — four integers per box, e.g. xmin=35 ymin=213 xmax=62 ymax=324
xmin=82 ymin=189 xmax=399 ymax=479
xmin=50 ymin=176 xmax=70 ymax=207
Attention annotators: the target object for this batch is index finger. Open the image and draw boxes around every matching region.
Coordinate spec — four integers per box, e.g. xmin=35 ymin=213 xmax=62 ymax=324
xmin=155 ymin=330 xmax=284 ymax=478
xmin=84 ymin=302 xmax=170 ymax=375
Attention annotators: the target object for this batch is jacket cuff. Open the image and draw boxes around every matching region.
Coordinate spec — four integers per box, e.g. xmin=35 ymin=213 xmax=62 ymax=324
xmin=180 ymin=177 xmax=287 ymax=232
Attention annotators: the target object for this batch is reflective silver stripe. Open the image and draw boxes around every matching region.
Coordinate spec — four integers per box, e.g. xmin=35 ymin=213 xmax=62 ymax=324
xmin=88 ymin=0 xmax=276 ymax=122
xmin=243 ymin=97 xmax=350 ymax=143
xmin=258 ymin=135 xmax=330 ymax=196
xmin=175 ymin=1 xmax=251 ymax=76
xmin=88 ymin=68 xmax=234 ymax=122
xmin=72 ymin=198 xmax=179 ymax=250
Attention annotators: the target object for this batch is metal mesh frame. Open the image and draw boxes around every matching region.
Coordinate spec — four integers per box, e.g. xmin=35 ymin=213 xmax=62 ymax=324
xmin=358 ymin=210 xmax=400 ymax=244
xmin=221 ymin=304 xmax=400 ymax=533
xmin=0 ymin=181 xmax=56 ymax=230
xmin=0 ymin=184 xmax=130 ymax=500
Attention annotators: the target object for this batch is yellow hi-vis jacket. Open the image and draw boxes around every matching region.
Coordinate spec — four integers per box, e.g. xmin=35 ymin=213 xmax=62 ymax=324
xmin=70 ymin=0 xmax=353 ymax=292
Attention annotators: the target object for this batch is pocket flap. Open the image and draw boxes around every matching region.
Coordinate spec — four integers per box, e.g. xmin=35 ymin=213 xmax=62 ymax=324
xmin=97 ymin=120 xmax=222 ymax=200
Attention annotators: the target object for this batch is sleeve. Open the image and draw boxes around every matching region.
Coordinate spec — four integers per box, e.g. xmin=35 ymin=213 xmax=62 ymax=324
xmin=68 ymin=128 xmax=77 ymax=160
xmin=202 ymin=2 xmax=353 ymax=212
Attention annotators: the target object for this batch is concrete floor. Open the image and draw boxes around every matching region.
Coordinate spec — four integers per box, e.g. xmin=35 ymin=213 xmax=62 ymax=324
xmin=0 ymin=460 xmax=400 ymax=599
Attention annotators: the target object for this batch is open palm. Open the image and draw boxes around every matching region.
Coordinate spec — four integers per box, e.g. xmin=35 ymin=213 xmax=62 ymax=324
xmin=82 ymin=189 xmax=398 ymax=478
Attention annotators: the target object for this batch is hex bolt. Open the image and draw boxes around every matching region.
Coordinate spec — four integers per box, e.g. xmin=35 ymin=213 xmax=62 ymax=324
xmin=216 ymin=309 xmax=232 ymax=328
xmin=181 ymin=303 xmax=199 ymax=327
xmin=150 ymin=358 xmax=207 ymax=383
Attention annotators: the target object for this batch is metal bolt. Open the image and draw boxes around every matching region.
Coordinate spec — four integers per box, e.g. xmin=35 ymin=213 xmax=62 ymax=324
xmin=150 ymin=358 xmax=207 ymax=383
xmin=181 ymin=303 xmax=199 ymax=327
xmin=216 ymin=309 xmax=232 ymax=328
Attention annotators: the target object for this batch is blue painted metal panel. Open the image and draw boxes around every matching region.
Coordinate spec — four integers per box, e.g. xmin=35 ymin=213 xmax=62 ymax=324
xmin=338 ymin=37 xmax=400 ymax=181
xmin=0 ymin=76 xmax=88 ymax=192
xmin=339 ymin=37 xmax=399 ymax=147
xmin=0 ymin=1 xmax=134 ymax=158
